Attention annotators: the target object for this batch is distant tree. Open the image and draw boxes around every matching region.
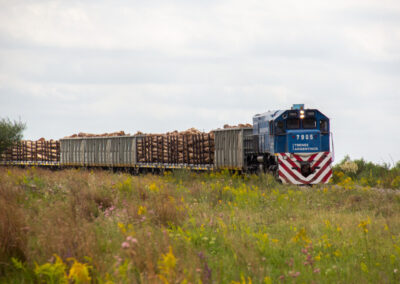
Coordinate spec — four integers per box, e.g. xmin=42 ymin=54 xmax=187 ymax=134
xmin=0 ymin=118 xmax=26 ymax=156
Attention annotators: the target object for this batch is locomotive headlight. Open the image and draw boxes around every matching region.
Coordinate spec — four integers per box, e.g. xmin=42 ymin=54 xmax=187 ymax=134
xmin=300 ymin=110 xmax=305 ymax=119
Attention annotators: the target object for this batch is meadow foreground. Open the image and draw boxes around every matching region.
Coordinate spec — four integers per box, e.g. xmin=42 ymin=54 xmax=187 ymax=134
xmin=1 ymin=167 xmax=399 ymax=283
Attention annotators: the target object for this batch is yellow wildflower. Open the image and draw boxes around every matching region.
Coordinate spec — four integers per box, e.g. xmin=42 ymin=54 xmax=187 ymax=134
xmin=333 ymin=250 xmax=341 ymax=257
xmin=67 ymin=258 xmax=92 ymax=283
xmin=292 ymin=228 xmax=311 ymax=244
xmin=264 ymin=276 xmax=272 ymax=284
xmin=324 ymin=220 xmax=331 ymax=229
xmin=158 ymin=246 xmax=177 ymax=283
xmin=137 ymin=205 xmax=147 ymax=215
xmin=361 ymin=262 xmax=368 ymax=273
xmin=358 ymin=217 xmax=371 ymax=233
xmin=148 ymin=182 xmax=159 ymax=192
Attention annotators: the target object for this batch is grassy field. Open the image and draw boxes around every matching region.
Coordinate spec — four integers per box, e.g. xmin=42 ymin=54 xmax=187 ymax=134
xmin=1 ymin=166 xmax=400 ymax=283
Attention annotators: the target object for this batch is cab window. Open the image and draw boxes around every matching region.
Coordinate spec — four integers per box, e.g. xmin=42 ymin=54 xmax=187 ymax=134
xmin=320 ymin=120 xmax=329 ymax=133
xmin=303 ymin=118 xmax=316 ymax=129
xmin=275 ymin=121 xmax=285 ymax=134
xmin=287 ymin=118 xmax=300 ymax=129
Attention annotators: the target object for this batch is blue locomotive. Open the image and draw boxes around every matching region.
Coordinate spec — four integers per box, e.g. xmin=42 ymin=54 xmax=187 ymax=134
xmin=248 ymin=104 xmax=332 ymax=184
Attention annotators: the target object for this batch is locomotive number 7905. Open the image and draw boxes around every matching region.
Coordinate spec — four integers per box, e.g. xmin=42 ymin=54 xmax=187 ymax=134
xmin=296 ymin=134 xmax=313 ymax=140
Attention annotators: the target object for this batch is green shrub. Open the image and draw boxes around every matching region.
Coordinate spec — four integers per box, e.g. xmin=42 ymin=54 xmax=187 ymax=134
xmin=333 ymin=156 xmax=400 ymax=189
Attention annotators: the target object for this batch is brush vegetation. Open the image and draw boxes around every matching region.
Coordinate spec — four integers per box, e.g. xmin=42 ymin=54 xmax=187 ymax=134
xmin=0 ymin=118 xmax=26 ymax=156
xmin=0 ymin=165 xmax=400 ymax=283
xmin=333 ymin=156 xmax=400 ymax=190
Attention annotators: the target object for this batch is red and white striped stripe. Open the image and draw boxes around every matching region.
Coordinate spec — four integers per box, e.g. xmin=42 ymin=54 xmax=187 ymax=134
xmin=276 ymin=152 xmax=332 ymax=185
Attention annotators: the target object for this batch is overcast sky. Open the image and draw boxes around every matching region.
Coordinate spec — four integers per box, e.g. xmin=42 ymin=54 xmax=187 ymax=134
xmin=1 ymin=0 xmax=399 ymax=164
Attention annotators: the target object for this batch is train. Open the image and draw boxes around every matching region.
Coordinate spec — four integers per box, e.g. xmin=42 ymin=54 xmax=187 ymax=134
xmin=0 ymin=104 xmax=332 ymax=185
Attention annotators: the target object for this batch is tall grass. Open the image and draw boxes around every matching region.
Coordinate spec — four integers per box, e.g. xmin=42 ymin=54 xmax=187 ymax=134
xmin=0 ymin=166 xmax=399 ymax=283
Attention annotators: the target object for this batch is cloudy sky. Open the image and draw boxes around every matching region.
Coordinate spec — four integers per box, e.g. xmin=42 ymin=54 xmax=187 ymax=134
xmin=1 ymin=0 xmax=399 ymax=164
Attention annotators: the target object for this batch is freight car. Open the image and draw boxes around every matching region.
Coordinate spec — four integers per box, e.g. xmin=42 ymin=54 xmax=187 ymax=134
xmin=0 ymin=104 xmax=333 ymax=185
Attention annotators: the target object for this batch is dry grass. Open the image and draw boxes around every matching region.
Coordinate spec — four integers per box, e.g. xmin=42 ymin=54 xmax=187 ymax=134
xmin=0 ymin=167 xmax=400 ymax=283
xmin=0 ymin=181 xmax=27 ymax=272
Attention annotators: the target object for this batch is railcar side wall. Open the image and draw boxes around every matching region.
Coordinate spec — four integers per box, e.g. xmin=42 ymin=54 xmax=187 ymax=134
xmin=60 ymin=136 xmax=136 ymax=166
xmin=213 ymin=128 xmax=253 ymax=170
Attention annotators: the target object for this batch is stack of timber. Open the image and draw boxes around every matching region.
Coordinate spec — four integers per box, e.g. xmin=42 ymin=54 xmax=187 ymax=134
xmin=0 ymin=139 xmax=60 ymax=162
xmin=136 ymin=128 xmax=215 ymax=165
xmin=64 ymin=131 xmax=127 ymax=138
xmin=222 ymin=123 xmax=252 ymax=129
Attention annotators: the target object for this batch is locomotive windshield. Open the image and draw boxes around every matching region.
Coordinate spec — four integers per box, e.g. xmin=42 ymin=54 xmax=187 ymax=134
xmin=303 ymin=118 xmax=317 ymax=129
xmin=287 ymin=118 xmax=300 ymax=129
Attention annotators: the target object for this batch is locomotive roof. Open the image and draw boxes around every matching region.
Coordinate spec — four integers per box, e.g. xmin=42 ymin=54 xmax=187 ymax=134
xmin=253 ymin=108 xmax=329 ymax=121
